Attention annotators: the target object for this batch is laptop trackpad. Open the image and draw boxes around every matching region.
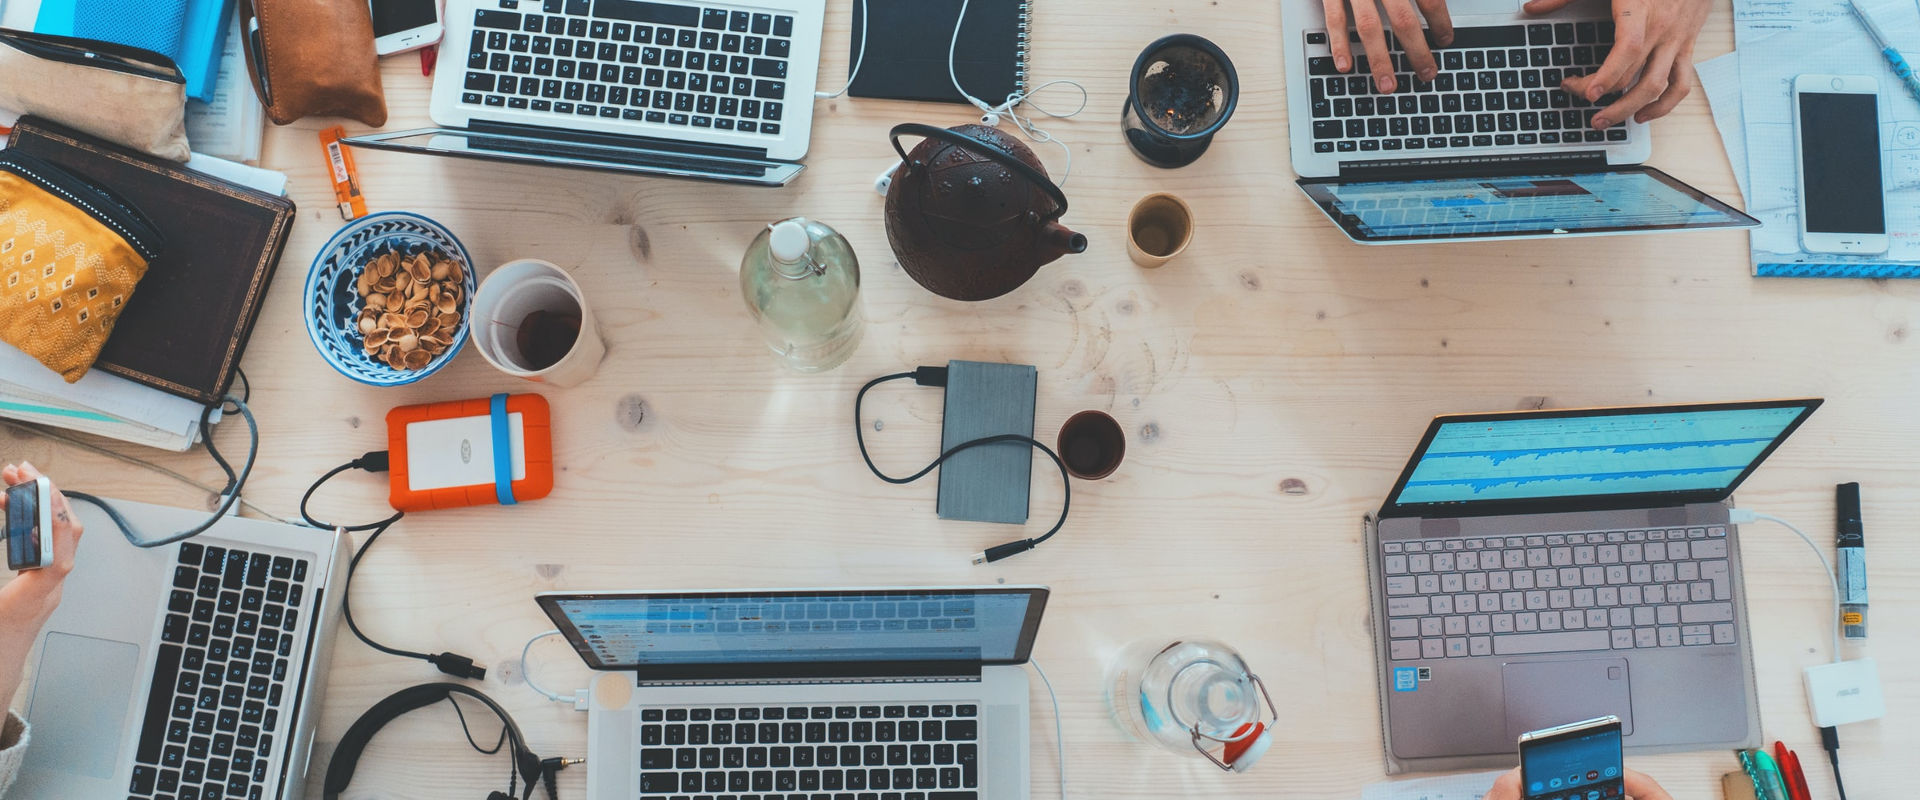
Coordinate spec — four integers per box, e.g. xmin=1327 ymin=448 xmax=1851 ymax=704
xmin=26 ymin=632 xmax=140 ymax=780
xmin=1501 ymin=658 xmax=1634 ymax=741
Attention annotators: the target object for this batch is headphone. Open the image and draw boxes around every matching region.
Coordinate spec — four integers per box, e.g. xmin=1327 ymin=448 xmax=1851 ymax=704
xmin=323 ymin=683 xmax=558 ymax=800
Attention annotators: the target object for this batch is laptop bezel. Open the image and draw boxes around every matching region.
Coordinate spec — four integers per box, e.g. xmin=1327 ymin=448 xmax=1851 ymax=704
xmin=1296 ymin=164 xmax=1760 ymax=244
xmin=536 ymin=586 xmax=1049 ymax=681
xmin=343 ymin=127 xmax=804 ymax=187
xmin=1376 ymin=398 xmax=1823 ymax=519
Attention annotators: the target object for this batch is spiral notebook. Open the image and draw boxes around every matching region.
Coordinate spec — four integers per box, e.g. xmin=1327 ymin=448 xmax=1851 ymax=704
xmin=847 ymin=0 xmax=1029 ymax=105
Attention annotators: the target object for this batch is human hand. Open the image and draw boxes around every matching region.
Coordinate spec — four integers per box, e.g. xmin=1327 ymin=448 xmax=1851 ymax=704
xmin=1321 ymin=0 xmax=1455 ymax=94
xmin=1524 ymin=0 xmax=1713 ymax=128
xmin=0 ymin=462 xmax=83 ymax=640
xmin=1486 ymin=766 xmax=1675 ymax=800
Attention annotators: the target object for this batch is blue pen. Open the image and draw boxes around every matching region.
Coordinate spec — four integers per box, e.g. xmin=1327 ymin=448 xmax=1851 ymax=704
xmin=1852 ymin=0 xmax=1920 ymax=105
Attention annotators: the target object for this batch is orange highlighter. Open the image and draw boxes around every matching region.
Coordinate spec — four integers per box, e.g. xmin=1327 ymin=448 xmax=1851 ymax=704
xmin=320 ymin=125 xmax=367 ymax=220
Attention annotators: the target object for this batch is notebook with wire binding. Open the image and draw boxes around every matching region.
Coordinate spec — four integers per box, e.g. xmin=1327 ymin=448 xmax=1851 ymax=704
xmin=847 ymin=0 xmax=1027 ymax=105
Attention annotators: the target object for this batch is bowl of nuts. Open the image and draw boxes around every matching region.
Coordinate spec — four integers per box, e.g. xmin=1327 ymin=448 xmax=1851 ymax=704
xmin=303 ymin=212 xmax=477 ymax=386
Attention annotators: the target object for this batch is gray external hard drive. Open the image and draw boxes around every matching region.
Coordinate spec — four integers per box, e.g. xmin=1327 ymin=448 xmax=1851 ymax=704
xmin=936 ymin=360 xmax=1037 ymax=524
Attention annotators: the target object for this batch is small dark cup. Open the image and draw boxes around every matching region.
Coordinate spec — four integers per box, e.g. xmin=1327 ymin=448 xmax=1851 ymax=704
xmin=1057 ymin=410 xmax=1126 ymax=480
xmin=1122 ymin=34 xmax=1239 ymax=168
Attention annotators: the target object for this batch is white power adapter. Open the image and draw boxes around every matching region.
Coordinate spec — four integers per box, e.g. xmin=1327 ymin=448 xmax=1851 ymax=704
xmin=1805 ymin=657 xmax=1886 ymax=727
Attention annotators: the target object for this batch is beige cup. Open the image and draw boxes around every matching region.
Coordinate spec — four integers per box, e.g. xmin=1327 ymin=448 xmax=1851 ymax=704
xmin=1126 ymin=193 xmax=1194 ymax=268
xmin=471 ymin=259 xmax=607 ymax=388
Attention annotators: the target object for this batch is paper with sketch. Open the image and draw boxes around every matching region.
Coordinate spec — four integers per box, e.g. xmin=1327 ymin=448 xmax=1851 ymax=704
xmin=1698 ymin=52 xmax=1749 ymax=198
xmin=1739 ymin=0 xmax=1920 ymax=273
xmin=1735 ymin=0 xmax=1856 ymax=47
xmin=1362 ymin=770 xmax=1509 ymax=800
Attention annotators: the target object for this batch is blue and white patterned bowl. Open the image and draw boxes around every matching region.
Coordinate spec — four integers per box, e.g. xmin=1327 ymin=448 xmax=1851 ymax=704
xmin=303 ymin=212 xmax=476 ymax=386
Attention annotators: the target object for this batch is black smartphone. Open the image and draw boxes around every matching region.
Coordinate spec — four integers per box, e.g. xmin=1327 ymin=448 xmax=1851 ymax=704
xmin=1519 ymin=715 xmax=1624 ymax=800
xmin=6 ymin=477 xmax=53 ymax=571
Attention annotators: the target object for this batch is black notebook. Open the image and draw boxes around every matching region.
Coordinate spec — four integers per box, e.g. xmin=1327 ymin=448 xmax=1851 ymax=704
xmin=848 ymin=0 xmax=1029 ymax=105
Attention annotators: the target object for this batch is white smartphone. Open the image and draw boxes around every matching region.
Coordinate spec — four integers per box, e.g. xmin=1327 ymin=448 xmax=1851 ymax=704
xmin=371 ymin=0 xmax=443 ymax=56
xmin=5 ymin=477 xmax=53 ymax=571
xmin=1793 ymin=74 xmax=1888 ymax=255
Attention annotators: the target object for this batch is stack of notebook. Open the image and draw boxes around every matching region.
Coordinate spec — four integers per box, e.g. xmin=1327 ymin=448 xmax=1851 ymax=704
xmin=0 ymin=117 xmax=294 ymax=449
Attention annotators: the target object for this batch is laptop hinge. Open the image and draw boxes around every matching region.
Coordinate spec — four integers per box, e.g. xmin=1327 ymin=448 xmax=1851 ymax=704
xmin=1337 ymin=150 xmax=1610 ymax=181
xmin=468 ymin=118 xmax=773 ymax=161
xmin=632 ymin=660 xmax=984 ymax=685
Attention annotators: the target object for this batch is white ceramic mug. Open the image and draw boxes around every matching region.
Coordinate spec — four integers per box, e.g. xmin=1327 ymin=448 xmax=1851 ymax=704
xmin=470 ymin=259 xmax=606 ymax=387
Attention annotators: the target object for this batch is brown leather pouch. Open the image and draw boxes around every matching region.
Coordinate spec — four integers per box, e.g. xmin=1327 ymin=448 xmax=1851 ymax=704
xmin=239 ymin=0 xmax=387 ymax=127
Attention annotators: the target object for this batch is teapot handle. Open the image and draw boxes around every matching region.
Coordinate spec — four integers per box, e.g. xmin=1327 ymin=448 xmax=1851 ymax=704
xmin=889 ymin=123 xmax=1069 ymax=219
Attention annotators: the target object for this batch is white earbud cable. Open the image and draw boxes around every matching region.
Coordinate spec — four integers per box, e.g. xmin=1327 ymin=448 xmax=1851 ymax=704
xmin=1029 ymin=658 xmax=1067 ymax=800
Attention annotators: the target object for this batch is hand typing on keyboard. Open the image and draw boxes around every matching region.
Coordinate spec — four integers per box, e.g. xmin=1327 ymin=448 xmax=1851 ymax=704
xmin=1317 ymin=0 xmax=1712 ymax=128
xmin=1527 ymin=0 xmax=1712 ymax=128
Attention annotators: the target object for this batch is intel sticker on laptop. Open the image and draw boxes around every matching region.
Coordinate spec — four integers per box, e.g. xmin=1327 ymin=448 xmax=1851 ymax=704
xmin=1393 ymin=667 xmax=1419 ymax=692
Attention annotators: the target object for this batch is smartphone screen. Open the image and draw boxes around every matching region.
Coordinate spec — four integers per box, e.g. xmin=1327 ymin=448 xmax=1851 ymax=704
xmin=5 ymin=481 xmax=42 ymax=572
xmin=371 ymin=0 xmax=439 ymax=37
xmin=1798 ymin=91 xmax=1885 ymax=235
xmin=1521 ymin=721 xmax=1624 ymax=800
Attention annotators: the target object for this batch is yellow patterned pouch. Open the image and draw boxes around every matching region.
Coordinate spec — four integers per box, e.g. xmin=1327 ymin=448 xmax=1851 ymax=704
xmin=0 ymin=150 xmax=162 ymax=382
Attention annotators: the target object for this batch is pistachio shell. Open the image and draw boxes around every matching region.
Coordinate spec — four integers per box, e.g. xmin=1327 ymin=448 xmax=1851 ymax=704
xmin=403 ymin=349 xmax=432 ymax=369
xmin=417 ymin=317 xmax=441 ymax=336
xmin=438 ymin=312 xmax=461 ymax=329
xmin=395 ymin=332 xmax=420 ymax=352
xmin=356 ymin=315 xmax=376 ymax=335
xmin=435 ymin=294 xmax=458 ymax=314
xmin=407 ymin=309 xmax=429 ymax=328
xmin=431 ymin=259 xmax=451 ymax=280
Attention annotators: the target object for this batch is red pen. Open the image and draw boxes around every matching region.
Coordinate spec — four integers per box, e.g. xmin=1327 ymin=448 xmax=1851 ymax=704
xmin=1772 ymin=742 xmax=1809 ymax=800
xmin=1786 ymin=751 xmax=1812 ymax=800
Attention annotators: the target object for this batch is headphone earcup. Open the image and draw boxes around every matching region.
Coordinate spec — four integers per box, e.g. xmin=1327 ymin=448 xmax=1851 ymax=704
xmin=1221 ymin=721 xmax=1273 ymax=773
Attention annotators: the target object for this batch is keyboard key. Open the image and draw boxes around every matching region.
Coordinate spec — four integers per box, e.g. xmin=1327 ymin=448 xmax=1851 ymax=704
xmin=476 ymin=9 xmax=522 ymax=29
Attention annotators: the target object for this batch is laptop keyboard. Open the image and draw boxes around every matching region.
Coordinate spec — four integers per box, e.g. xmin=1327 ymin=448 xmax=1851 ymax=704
xmin=638 ymin=703 xmax=981 ymax=799
xmin=1305 ymin=23 xmax=1626 ymax=155
xmin=128 ymin=542 xmax=310 ymax=800
xmin=1383 ymin=526 xmax=1736 ymax=661
xmin=464 ymin=0 xmax=793 ymax=135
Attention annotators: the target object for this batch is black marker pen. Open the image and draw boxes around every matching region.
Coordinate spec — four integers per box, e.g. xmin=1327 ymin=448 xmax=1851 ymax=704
xmin=1836 ymin=482 xmax=1868 ymax=639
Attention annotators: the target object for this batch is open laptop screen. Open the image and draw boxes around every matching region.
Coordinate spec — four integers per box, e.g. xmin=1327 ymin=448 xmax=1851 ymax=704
xmin=1298 ymin=166 xmax=1757 ymax=243
xmin=539 ymin=587 xmax=1048 ymax=675
xmin=1380 ymin=400 xmax=1821 ymax=518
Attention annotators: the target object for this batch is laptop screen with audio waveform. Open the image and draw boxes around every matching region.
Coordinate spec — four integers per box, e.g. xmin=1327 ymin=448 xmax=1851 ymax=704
xmin=1393 ymin=405 xmax=1811 ymax=506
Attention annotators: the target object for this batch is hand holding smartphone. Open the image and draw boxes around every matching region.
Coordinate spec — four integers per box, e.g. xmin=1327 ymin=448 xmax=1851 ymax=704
xmin=1519 ymin=716 xmax=1624 ymax=800
xmin=1793 ymin=74 xmax=1889 ymax=255
xmin=5 ymin=476 xmax=53 ymax=572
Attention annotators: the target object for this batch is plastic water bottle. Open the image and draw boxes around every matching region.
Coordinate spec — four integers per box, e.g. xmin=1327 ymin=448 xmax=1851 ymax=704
xmin=739 ymin=218 xmax=863 ymax=372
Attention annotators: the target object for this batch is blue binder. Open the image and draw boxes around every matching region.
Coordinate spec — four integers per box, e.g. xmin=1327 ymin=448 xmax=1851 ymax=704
xmin=34 ymin=0 xmax=233 ymax=103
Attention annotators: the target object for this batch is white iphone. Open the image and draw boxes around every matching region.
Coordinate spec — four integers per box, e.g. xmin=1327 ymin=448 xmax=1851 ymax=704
xmin=1793 ymin=74 xmax=1888 ymax=255
xmin=371 ymin=0 xmax=443 ymax=56
xmin=5 ymin=477 xmax=53 ymax=571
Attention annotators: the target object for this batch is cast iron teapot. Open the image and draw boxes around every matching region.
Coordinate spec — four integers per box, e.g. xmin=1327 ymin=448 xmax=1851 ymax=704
xmin=884 ymin=123 xmax=1087 ymax=301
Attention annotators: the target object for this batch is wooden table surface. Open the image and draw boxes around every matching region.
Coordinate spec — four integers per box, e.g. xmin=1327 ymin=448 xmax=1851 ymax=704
xmin=5 ymin=1 xmax=1914 ymax=798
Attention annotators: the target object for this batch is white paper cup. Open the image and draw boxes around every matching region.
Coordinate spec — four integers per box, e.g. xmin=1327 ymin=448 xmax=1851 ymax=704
xmin=470 ymin=259 xmax=606 ymax=387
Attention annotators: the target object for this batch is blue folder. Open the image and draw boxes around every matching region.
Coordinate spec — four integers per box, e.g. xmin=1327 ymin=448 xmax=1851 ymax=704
xmin=35 ymin=0 xmax=233 ymax=103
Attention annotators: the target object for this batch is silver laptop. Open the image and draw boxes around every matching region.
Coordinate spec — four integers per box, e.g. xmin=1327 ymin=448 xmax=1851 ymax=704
xmin=1365 ymin=399 xmax=1822 ymax=773
xmin=1279 ymin=0 xmax=1758 ymax=243
xmin=16 ymin=497 xmax=349 ymax=800
xmin=346 ymin=0 xmax=825 ymax=186
xmin=536 ymin=586 xmax=1047 ymax=800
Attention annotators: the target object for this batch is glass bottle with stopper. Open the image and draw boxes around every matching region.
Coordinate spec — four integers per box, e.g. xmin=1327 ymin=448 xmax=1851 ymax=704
xmin=739 ymin=217 xmax=863 ymax=372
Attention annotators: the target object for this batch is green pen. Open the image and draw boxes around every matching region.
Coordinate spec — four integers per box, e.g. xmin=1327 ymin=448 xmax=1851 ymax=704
xmin=1745 ymin=749 xmax=1793 ymax=800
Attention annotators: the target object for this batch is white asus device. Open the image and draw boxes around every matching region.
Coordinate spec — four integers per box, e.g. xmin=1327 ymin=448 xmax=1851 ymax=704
xmin=1278 ymin=0 xmax=1758 ymax=244
xmin=347 ymin=0 xmax=825 ymax=186
xmin=16 ymin=497 xmax=349 ymax=800
xmin=538 ymin=586 xmax=1048 ymax=800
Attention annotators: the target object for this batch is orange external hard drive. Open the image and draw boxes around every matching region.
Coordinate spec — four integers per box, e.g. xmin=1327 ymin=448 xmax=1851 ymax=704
xmin=386 ymin=393 xmax=553 ymax=512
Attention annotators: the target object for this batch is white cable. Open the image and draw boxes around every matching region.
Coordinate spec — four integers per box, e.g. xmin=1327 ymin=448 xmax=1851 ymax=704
xmin=943 ymin=0 xmax=1087 ymax=184
xmin=522 ymin=629 xmax=578 ymax=704
xmin=1028 ymin=658 xmax=1066 ymax=800
xmin=1733 ymin=509 xmax=1844 ymax=664
xmin=813 ymin=0 xmax=870 ymax=98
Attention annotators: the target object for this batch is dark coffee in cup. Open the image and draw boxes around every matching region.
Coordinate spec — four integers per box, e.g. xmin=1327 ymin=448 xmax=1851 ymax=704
xmin=515 ymin=309 xmax=581 ymax=371
xmin=1058 ymin=410 xmax=1126 ymax=480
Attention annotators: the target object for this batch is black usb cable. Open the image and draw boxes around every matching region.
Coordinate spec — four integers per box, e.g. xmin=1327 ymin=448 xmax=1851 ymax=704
xmin=855 ymin=366 xmax=1070 ymax=564
xmin=301 ymin=451 xmax=486 ymax=680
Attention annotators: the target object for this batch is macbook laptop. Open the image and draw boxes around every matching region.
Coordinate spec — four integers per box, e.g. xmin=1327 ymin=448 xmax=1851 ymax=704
xmin=346 ymin=0 xmax=825 ymax=186
xmin=17 ymin=497 xmax=350 ymax=800
xmin=1364 ymin=400 xmax=1821 ymax=773
xmin=537 ymin=586 xmax=1048 ymax=800
xmin=1279 ymin=0 xmax=1758 ymax=243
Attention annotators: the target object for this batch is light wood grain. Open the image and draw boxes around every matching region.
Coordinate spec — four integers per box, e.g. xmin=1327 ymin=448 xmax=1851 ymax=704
xmin=3 ymin=1 xmax=1915 ymax=798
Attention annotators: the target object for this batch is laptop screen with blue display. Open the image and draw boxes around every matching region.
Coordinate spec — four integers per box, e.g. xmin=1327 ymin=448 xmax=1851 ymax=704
xmin=1383 ymin=400 xmax=1820 ymax=515
xmin=540 ymin=588 xmax=1047 ymax=670
xmin=1297 ymin=166 xmax=1758 ymax=242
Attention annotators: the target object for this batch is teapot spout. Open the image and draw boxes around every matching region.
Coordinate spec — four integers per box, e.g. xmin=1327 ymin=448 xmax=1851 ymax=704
xmin=1041 ymin=222 xmax=1089 ymax=261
